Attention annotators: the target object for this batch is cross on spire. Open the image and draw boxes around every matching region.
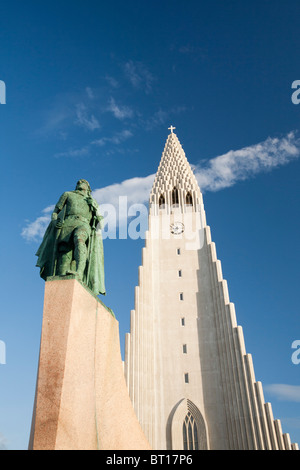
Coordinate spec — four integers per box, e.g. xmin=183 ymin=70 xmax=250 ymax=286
xmin=168 ymin=125 xmax=176 ymax=134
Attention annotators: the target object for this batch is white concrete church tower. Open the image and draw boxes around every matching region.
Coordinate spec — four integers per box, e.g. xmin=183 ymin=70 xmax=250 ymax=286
xmin=124 ymin=128 xmax=298 ymax=450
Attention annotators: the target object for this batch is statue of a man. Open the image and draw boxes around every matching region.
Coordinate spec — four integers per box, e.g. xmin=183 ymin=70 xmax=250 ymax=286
xmin=36 ymin=179 xmax=105 ymax=296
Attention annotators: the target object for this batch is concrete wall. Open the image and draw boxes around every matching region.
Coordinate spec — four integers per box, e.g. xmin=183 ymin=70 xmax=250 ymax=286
xmin=125 ymin=210 xmax=299 ymax=450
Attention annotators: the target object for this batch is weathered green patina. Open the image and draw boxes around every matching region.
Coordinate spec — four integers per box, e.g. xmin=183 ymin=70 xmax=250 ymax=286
xmin=36 ymin=179 xmax=106 ymax=296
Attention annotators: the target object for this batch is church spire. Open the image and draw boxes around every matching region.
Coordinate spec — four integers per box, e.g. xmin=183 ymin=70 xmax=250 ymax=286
xmin=150 ymin=127 xmax=202 ymax=213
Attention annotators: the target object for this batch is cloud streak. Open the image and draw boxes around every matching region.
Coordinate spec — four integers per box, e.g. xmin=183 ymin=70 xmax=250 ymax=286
xmin=92 ymin=129 xmax=133 ymax=147
xmin=124 ymin=60 xmax=155 ymax=93
xmin=195 ymin=131 xmax=300 ymax=192
xmin=93 ymin=174 xmax=155 ymax=207
xmin=107 ymin=97 xmax=134 ymax=120
xmin=21 ymin=206 xmax=54 ymax=242
xmin=21 ymin=131 xmax=300 ymax=241
xmin=75 ymin=103 xmax=100 ymax=131
xmin=54 ymin=146 xmax=90 ymax=159
xmin=264 ymin=384 xmax=300 ymax=403
xmin=0 ymin=433 xmax=8 ymax=450
xmin=140 ymin=106 xmax=187 ymax=131
xmin=54 ymin=129 xmax=133 ymax=159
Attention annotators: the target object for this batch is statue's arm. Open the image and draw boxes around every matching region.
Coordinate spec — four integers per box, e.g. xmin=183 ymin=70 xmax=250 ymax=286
xmin=87 ymin=196 xmax=103 ymax=227
xmin=51 ymin=192 xmax=68 ymax=221
xmin=93 ymin=202 xmax=104 ymax=227
xmin=95 ymin=210 xmax=104 ymax=228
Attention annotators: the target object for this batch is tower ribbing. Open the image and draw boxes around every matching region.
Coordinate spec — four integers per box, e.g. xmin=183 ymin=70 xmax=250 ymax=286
xmin=124 ymin=129 xmax=298 ymax=450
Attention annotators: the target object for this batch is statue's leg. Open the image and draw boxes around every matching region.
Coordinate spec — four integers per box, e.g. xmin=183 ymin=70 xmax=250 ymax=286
xmin=57 ymin=245 xmax=72 ymax=276
xmin=73 ymin=228 xmax=89 ymax=280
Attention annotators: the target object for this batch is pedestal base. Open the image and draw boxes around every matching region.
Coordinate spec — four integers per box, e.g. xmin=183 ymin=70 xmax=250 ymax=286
xmin=29 ymin=278 xmax=150 ymax=450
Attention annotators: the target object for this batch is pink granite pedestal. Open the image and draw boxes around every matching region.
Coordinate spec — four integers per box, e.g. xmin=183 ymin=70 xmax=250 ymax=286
xmin=29 ymin=277 xmax=150 ymax=450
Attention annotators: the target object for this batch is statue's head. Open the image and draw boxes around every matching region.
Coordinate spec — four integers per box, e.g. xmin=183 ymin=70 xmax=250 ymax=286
xmin=76 ymin=179 xmax=91 ymax=195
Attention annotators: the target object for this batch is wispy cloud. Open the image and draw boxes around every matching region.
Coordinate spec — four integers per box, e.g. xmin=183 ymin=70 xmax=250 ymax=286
xmin=195 ymin=131 xmax=300 ymax=192
xmin=21 ymin=131 xmax=300 ymax=242
xmin=92 ymin=129 xmax=133 ymax=147
xmin=124 ymin=60 xmax=155 ymax=93
xmin=36 ymin=91 xmax=99 ymax=138
xmin=36 ymin=104 xmax=72 ymax=137
xmin=107 ymin=97 xmax=134 ymax=120
xmin=53 ymin=128 xmax=133 ymax=159
xmin=143 ymin=109 xmax=168 ymax=130
xmin=21 ymin=175 xmax=154 ymax=242
xmin=177 ymin=44 xmax=207 ymax=60
xmin=21 ymin=206 xmax=54 ymax=242
xmin=85 ymin=86 xmax=95 ymax=99
xmin=54 ymin=146 xmax=90 ymax=159
xmin=75 ymin=103 xmax=100 ymax=131
xmin=264 ymin=384 xmax=300 ymax=402
xmin=0 ymin=432 xmax=8 ymax=450
xmin=104 ymin=75 xmax=119 ymax=89
xmin=280 ymin=417 xmax=300 ymax=430
xmin=93 ymin=174 xmax=155 ymax=207
xmin=91 ymin=132 xmax=300 ymax=200
xmin=93 ymin=174 xmax=155 ymax=237
xmin=142 ymin=106 xmax=187 ymax=131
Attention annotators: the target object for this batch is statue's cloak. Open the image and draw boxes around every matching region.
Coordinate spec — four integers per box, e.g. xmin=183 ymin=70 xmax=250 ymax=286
xmin=35 ymin=220 xmax=57 ymax=280
xmin=35 ymin=217 xmax=106 ymax=296
xmin=85 ymin=227 xmax=106 ymax=296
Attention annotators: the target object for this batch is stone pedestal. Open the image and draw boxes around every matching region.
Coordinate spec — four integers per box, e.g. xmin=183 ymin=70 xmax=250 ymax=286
xmin=29 ymin=277 xmax=151 ymax=450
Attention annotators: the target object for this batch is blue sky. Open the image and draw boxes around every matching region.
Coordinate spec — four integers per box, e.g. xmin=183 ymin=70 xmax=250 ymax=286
xmin=1 ymin=0 xmax=300 ymax=450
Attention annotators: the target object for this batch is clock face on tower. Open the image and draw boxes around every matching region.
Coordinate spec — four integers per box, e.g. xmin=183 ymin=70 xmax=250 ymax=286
xmin=170 ymin=222 xmax=185 ymax=235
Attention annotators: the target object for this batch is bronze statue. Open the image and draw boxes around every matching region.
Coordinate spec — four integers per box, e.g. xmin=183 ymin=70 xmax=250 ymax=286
xmin=36 ymin=179 xmax=105 ymax=296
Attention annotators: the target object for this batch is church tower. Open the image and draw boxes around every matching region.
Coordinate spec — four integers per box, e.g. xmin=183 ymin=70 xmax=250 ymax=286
xmin=124 ymin=128 xmax=298 ymax=450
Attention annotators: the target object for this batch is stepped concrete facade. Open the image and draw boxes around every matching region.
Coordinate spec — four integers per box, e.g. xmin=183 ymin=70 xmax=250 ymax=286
xmin=124 ymin=129 xmax=299 ymax=450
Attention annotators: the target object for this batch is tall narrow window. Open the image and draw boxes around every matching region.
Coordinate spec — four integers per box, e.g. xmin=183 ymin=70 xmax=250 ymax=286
xmin=186 ymin=192 xmax=193 ymax=206
xmin=184 ymin=373 xmax=189 ymax=383
xmin=172 ymin=187 xmax=179 ymax=205
xmin=182 ymin=412 xmax=199 ymax=450
xmin=183 ymin=420 xmax=188 ymax=450
xmin=159 ymin=194 xmax=165 ymax=207
xmin=183 ymin=344 xmax=187 ymax=354
xmin=181 ymin=317 xmax=185 ymax=326
xmin=180 ymin=292 xmax=184 ymax=301
xmin=178 ymin=270 xmax=182 ymax=277
xmin=177 ymin=248 xmax=181 ymax=255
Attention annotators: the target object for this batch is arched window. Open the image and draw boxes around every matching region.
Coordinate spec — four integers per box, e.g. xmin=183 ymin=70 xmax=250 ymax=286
xmin=182 ymin=412 xmax=199 ymax=450
xmin=172 ymin=187 xmax=179 ymax=205
xmin=159 ymin=194 xmax=165 ymax=207
xmin=186 ymin=192 xmax=193 ymax=206
xmin=169 ymin=398 xmax=208 ymax=450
